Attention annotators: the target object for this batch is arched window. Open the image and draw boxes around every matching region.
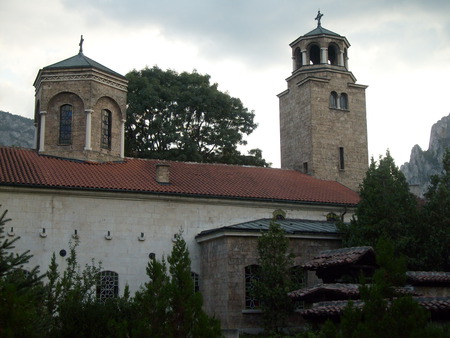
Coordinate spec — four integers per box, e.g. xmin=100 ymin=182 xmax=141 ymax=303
xmin=309 ymin=44 xmax=320 ymax=65
xmin=101 ymin=109 xmax=112 ymax=149
xmin=328 ymin=44 xmax=338 ymax=65
xmin=294 ymin=47 xmax=302 ymax=70
xmin=340 ymin=93 xmax=348 ymax=110
xmin=191 ymin=272 xmax=200 ymax=292
xmin=245 ymin=265 xmax=261 ymax=309
xmin=97 ymin=270 xmax=119 ymax=301
xmin=329 ymin=91 xmax=338 ymax=108
xmin=59 ymin=104 xmax=73 ymax=145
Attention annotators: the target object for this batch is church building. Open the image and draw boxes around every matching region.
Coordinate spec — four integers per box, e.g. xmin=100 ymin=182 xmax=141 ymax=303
xmin=0 ymin=14 xmax=368 ymax=336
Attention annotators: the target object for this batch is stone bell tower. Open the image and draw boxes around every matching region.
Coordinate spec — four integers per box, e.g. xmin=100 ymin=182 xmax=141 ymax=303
xmin=33 ymin=36 xmax=128 ymax=162
xmin=278 ymin=12 xmax=368 ymax=191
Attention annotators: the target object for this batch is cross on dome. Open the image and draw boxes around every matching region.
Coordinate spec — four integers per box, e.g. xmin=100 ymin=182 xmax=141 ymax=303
xmin=79 ymin=35 xmax=84 ymax=54
xmin=315 ymin=10 xmax=323 ymax=27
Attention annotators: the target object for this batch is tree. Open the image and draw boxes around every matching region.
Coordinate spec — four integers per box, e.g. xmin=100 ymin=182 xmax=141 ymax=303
xmin=254 ymin=221 xmax=299 ymax=334
xmin=0 ymin=206 xmax=46 ymax=337
xmin=412 ymin=148 xmax=450 ymax=270
xmin=125 ymin=66 xmax=269 ymax=166
xmin=339 ymin=151 xmax=420 ymax=264
xmin=134 ymin=230 xmax=222 ymax=337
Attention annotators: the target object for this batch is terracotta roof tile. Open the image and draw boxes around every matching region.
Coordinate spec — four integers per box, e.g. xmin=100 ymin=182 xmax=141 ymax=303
xmin=301 ymin=246 xmax=374 ymax=270
xmin=406 ymin=271 xmax=450 ymax=285
xmin=0 ymin=147 xmax=360 ymax=205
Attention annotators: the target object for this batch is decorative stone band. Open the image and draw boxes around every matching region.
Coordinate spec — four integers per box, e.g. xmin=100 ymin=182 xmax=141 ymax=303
xmin=37 ymin=72 xmax=128 ymax=92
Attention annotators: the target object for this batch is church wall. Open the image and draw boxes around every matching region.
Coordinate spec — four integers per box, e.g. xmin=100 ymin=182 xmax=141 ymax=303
xmin=0 ymin=187 xmax=351 ymax=296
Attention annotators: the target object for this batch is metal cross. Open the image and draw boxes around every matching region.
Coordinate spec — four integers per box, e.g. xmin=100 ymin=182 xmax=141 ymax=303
xmin=315 ymin=10 xmax=323 ymax=27
xmin=79 ymin=35 xmax=84 ymax=54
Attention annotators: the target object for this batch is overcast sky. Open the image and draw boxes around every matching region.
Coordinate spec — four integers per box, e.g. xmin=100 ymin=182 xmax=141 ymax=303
xmin=1 ymin=0 xmax=449 ymax=167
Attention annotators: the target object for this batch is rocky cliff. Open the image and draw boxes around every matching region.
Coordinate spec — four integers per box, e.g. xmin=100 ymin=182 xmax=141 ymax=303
xmin=400 ymin=114 xmax=450 ymax=197
xmin=0 ymin=110 xmax=34 ymax=148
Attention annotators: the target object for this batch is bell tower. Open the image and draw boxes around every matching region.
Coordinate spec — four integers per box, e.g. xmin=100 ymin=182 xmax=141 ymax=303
xmin=33 ymin=36 xmax=128 ymax=162
xmin=278 ymin=12 xmax=368 ymax=191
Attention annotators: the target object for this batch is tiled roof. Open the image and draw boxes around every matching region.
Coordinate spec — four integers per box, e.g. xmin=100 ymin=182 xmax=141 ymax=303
xmin=0 ymin=147 xmax=360 ymax=205
xmin=406 ymin=271 xmax=450 ymax=286
xmin=288 ymin=283 xmax=360 ymax=301
xmin=301 ymin=246 xmax=374 ymax=270
xmin=196 ymin=219 xmax=340 ymax=238
xmin=304 ymin=25 xmax=341 ymax=37
xmin=301 ymin=297 xmax=450 ymax=320
xmin=289 ymin=284 xmax=418 ymax=301
xmin=42 ymin=53 xmax=126 ymax=79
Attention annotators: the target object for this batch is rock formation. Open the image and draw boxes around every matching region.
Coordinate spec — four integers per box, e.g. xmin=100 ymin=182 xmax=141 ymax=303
xmin=0 ymin=111 xmax=34 ymax=148
xmin=400 ymin=114 xmax=450 ymax=197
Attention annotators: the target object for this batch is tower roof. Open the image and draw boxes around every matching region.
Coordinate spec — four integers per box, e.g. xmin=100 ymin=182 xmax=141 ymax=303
xmin=42 ymin=52 xmax=126 ymax=79
xmin=304 ymin=25 xmax=341 ymax=37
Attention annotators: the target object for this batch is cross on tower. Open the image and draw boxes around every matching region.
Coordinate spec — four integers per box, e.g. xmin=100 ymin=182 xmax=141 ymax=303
xmin=79 ymin=35 xmax=84 ymax=54
xmin=315 ymin=10 xmax=323 ymax=27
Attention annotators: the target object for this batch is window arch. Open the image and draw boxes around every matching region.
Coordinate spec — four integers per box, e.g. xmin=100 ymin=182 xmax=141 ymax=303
xmin=294 ymin=47 xmax=302 ymax=70
xmin=101 ymin=109 xmax=112 ymax=149
xmin=328 ymin=44 xmax=338 ymax=65
xmin=245 ymin=265 xmax=261 ymax=309
xmin=340 ymin=93 xmax=348 ymax=110
xmin=329 ymin=91 xmax=338 ymax=108
xmin=59 ymin=104 xmax=73 ymax=145
xmin=309 ymin=44 xmax=320 ymax=65
xmin=97 ymin=270 xmax=119 ymax=301
xmin=191 ymin=272 xmax=200 ymax=292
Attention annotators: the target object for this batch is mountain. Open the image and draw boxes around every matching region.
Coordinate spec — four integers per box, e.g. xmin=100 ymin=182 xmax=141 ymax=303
xmin=0 ymin=110 xmax=34 ymax=148
xmin=400 ymin=114 xmax=450 ymax=197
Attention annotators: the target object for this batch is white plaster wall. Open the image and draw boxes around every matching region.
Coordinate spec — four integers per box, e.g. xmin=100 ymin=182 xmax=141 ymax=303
xmin=1 ymin=187 xmax=353 ymax=295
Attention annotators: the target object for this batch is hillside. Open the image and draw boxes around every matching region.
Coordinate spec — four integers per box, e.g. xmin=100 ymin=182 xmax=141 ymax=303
xmin=400 ymin=114 xmax=450 ymax=197
xmin=0 ymin=110 xmax=34 ymax=148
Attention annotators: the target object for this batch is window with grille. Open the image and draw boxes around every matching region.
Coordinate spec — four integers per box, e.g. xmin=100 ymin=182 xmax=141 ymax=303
xmin=59 ymin=104 xmax=73 ymax=145
xmin=245 ymin=265 xmax=261 ymax=309
xmin=101 ymin=109 xmax=112 ymax=149
xmin=96 ymin=270 xmax=119 ymax=301
xmin=191 ymin=272 xmax=200 ymax=292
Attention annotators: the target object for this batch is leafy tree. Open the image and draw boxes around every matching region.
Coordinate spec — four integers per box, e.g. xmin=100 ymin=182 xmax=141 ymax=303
xmin=339 ymin=151 xmax=420 ymax=265
xmin=125 ymin=66 xmax=269 ymax=166
xmin=0 ymin=206 xmax=46 ymax=337
xmin=254 ymin=221 xmax=299 ymax=334
xmin=134 ymin=230 xmax=222 ymax=337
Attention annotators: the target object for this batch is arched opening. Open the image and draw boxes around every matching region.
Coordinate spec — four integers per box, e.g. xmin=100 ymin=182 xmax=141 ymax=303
xmin=59 ymin=104 xmax=73 ymax=145
xmin=294 ymin=47 xmax=302 ymax=70
xmin=328 ymin=44 xmax=338 ymax=65
xmin=340 ymin=93 xmax=348 ymax=110
xmin=329 ymin=91 xmax=338 ymax=108
xmin=309 ymin=44 xmax=320 ymax=65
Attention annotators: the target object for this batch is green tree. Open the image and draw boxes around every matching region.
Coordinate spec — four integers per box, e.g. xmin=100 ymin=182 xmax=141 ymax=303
xmin=0 ymin=206 xmax=46 ymax=337
xmin=134 ymin=230 xmax=222 ymax=337
xmin=125 ymin=66 xmax=269 ymax=166
xmin=339 ymin=151 xmax=419 ymax=264
xmin=413 ymin=148 xmax=450 ymax=270
xmin=254 ymin=221 xmax=298 ymax=334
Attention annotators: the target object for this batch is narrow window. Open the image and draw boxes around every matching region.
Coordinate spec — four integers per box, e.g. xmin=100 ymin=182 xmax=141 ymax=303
xmin=59 ymin=104 xmax=73 ymax=145
xmin=329 ymin=92 xmax=338 ymax=108
xmin=309 ymin=44 xmax=320 ymax=65
xmin=328 ymin=44 xmax=338 ymax=65
xmin=303 ymin=162 xmax=308 ymax=174
xmin=101 ymin=109 xmax=112 ymax=149
xmin=340 ymin=93 xmax=348 ymax=110
xmin=245 ymin=265 xmax=261 ymax=309
xmin=96 ymin=270 xmax=119 ymax=301
xmin=339 ymin=147 xmax=345 ymax=170
xmin=191 ymin=272 xmax=200 ymax=292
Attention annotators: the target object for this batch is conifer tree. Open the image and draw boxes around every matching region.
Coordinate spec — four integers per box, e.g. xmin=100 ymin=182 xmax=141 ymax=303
xmin=255 ymin=221 xmax=297 ymax=334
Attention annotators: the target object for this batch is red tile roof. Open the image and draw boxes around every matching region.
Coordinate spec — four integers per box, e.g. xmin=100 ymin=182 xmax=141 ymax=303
xmin=0 ymin=147 xmax=360 ymax=205
xmin=301 ymin=246 xmax=374 ymax=270
xmin=406 ymin=271 xmax=450 ymax=286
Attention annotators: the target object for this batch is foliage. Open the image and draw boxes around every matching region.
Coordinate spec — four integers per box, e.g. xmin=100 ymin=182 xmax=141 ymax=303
xmin=254 ymin=221 xmax=300 ymax=334
xmin=134 ymin=230 xmax=222 ymax=337
xmin=0 ymin=206 xmax=46 ymax=337
xmin=413 ymin=148 xmax=450 ymax=270
xmin=125 ymin=66 xmax=269 ymax=166
xmin=315 ymin=238 xmax=448 ymax=338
